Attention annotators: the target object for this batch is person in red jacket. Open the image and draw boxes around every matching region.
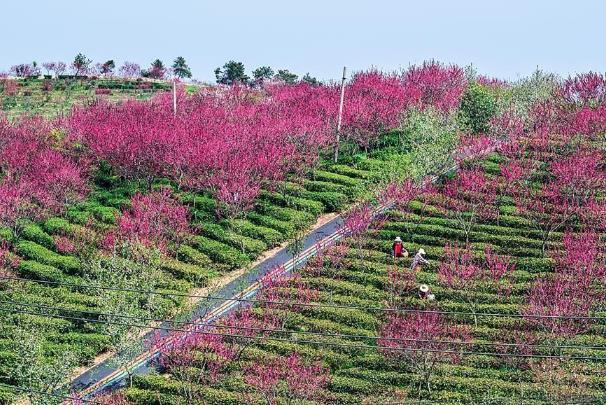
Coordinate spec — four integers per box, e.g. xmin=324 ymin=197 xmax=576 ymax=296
xmin=391 ymin=236 xmax=408 ymax=258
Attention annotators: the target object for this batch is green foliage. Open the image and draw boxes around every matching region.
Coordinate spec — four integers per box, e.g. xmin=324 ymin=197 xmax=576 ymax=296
xmin=0 ymin=227 xmax=12 ymax=242
xmin=125 ymin=387 xmax=186 ymax=405
xmin=328 ymin=164 xmax=374 ymax=180
xmin=15 ymin=241 xmax=81 ymax=275
xmin=6 ymin=325 xmax=81 ymax=405
xmin=43 ymin=217 xmax=76 ymax=235
xmin=177 ymin=192 xmax=217 ymax=219
xmin=255 ymin=203 xmax=314 ymax=227
xmin=91 ymin=205 xmax=119 ymax=224
xmin=252 ymin=66 xmax=274 ymax=81
xmin=21 ymin=224 xmax=55 ymax=249
xmin=100 ymin=60 xmax=115 ymax=75
xmin=17 ymin=260 xmax=73 ymax=282
xmin=330 ymin=376 xmax=376 ymax=394
xmin=223 ymin=219 xmax=283 ymax=247
xmin=506 ymin=69 xmax=559 ymax=119
xmin=200 ymin=223 xmax=267 ymax=258
xmin=160 ymin=258 xmax=215 ymax=286
xmin=247 ymin=212 xmax=296 ymax=236
xmin=259 ymin=190 xmax=325 ymax=215
xmin=314 ymin=170 xmax=362 ymax=188
xmin=301 ymin=191 xmax=348 ymax=212
xmin=65 ymin=209 xmax=92 ymax=225
xmin=304 ymin=180 xmax=351 ymax=196
xmin=45 ymin=332 xmax=111 ymax=355
xmin=131 ymin=374 xmax=242 ymax=405
xmin=302 ymin=73 xmax=320 ymax=85
xmin=172 ymin=56 xmax=192 ymax=79
xmin=215 ymin=61 xmax=249 ymax=85
xmin=398 ymin=108 xmax=459 ymax=180
xmin=275 ymin=69 xmax=298 ymax=84
xmin=458 ymin=83 xmax=497 ymax=134
xmin=72 ymin=53 xmax=91 ymax=75
xmin=175 ymin=245 xmax=212 ymax=266
xmin=190 ymin=236 xmax=250 ymax=269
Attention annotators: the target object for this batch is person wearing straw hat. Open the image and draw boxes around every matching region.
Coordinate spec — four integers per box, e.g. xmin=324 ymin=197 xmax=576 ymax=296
xmin=410 ymin=248 xmax=429 ymax=271
xmin=419 ymin=284 xmax=436 ymax=301
xmin=391 ymin=236 xmax=408 ymax=258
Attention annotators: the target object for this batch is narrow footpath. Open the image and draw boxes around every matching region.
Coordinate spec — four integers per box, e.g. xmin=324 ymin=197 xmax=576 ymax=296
xmin=71 ymin=144 xmax=497 ymax=400
xmin=71 ymin=210 xmax=356 ymax=399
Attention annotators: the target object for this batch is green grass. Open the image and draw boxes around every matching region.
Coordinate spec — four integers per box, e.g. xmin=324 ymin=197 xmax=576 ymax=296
xmin=1 ymin=77 xmax=172 ymax=120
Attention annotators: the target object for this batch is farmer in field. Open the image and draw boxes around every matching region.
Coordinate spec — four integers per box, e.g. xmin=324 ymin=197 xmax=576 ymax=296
xmin=391 ymin=236 xmax=408 ymax=258
xmin=419 ymin=284 xmax=436 ymax=301
xmin=410 ymin=248 xmax=429 ymax=271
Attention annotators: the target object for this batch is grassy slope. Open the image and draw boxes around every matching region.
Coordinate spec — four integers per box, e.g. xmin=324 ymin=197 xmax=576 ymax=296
xmin=0 ymin=77 xmax=177 ymax=119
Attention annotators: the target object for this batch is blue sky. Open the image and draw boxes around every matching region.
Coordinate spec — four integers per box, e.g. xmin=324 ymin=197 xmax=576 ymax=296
xmin=0 ymin=0 xmax=603 ymax=82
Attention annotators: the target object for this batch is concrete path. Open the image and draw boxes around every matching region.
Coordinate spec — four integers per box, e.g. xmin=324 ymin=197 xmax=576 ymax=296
xmin=70 ymin=142 xmax=499 ymax=400
xmin=71 ymin=209 xmax=359 ymax=399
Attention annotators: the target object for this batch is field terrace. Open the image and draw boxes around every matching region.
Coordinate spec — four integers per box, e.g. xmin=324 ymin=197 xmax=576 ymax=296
xmin=0 ymin=62 xmax=471 ymax=404
xmin=115 ymin=115 xmax=606 ymax=402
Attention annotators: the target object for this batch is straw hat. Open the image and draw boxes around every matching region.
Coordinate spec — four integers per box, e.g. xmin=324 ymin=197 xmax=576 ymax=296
xmin=418 ymin=248 xmax=426 ymax=255
xmin=394 ymin=236 xmax=402 ymax=242
xmin=419 ymin=284 xmax=429 ymax=293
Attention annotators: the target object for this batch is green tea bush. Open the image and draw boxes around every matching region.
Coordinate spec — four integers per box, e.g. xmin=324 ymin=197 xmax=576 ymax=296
xmin=65 ymin=209 xmax=92 ymax=225
xmin=91 ymin=205 xmax=119 ymax=224
xmin=259 ymin=190 xmax=325 ymax=215
xmin=175 ymin=245 xmax=212 ymax=266
xmin=160 ymin=258 xmax=215 ymax=286
xmin=224 ymin=219 xmax=283 ymax=247
xmin=178 ymin=192 xmax=217 ymax=213
xmin=16 ymin=241 xmax=81 ymax=275
xmin=189 ymin=237 xmax=250 ymax=269
xmin=328 ymin=164 xmax=374 ymax=180
xmin=247 ymin=213 xmax=295 ymax=236
xmin=125 ymin=387 xmax=186 ymax=405
xmin=300 ymin=191 xmax=349 ymax=212
xmin=301 ymin=303 xmax=381 ymax=330
xmin=330 ymin=376 xmax=376 ymax=394
xmin=304 ymin=179 xmax=350 ymax=195
xmin=21 ymin=224 xmax=55 ymax=249
xmin=314 ymin=170 xmax=362 ymax=188
xmin=255 ymin=203 xmax=315 ymax=226
xmin=43 ymin=217 xmax=76 ymax=235
xmin=200 ymin=223 xmax=267 ymax=258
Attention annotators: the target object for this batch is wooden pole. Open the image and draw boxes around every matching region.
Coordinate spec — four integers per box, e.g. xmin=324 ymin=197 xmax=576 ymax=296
xmin=334 ymin=66 xmax=347 ymax=163
xmin=172 ymin=78 xmax=177 ymax=116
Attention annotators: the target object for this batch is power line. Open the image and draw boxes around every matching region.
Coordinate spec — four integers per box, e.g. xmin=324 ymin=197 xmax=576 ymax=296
xmin=2 ymin=299 xmax=605 ymax=353
xmin=3 ymin=306 xmax=606 ymax=361
xmin=3 ymin=275 xmax=606 ymax=321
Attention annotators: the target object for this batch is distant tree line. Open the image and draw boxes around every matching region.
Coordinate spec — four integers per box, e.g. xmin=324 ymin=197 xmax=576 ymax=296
xmin=4 ymin=54 xmax=322 ymax=86
xmin=215 ymin=60 xmax=320 ymax=86
xmin=5 ymin=54 xmax=193 ymax=80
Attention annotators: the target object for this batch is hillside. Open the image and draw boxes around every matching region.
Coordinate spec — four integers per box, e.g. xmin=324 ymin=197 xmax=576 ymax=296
xmin=1 ymin=64 xmax=606 ymax=405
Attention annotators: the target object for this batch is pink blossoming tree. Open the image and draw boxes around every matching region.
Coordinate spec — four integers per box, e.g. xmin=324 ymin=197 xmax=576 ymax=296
xmin=443 ymin=167 xmax=497 ymax=242
xmin=379 ymin=311 xmax=471 ymax=395
xmin=243 ymin=352 xmax=330 ymax=405
xmin=105 ymin=189 xmax=190 ymax=254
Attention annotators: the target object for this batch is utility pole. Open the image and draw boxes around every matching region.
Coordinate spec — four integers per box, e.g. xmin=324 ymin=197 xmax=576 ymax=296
xmin=172 ymin=78 xmax=177 ymax=116
xmin=334 ymin=66 xmax=347 ymax=163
